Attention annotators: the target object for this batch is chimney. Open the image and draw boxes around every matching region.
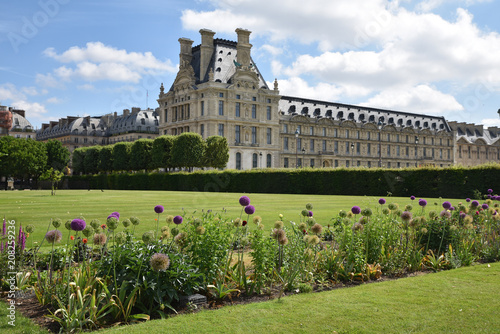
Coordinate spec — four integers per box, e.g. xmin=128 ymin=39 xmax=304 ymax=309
xmin=178 ymin=37 xmax=194 ymax=70
xmin=132 ymin=107 xmax=140 ymax=114
xmin=199 ymin=29 xmax=215 ymax=81
xmin=13 ymin=109 xmax=26 ymax=118
xmin=114 ymin=112 xmax=118 ymax=119
xmin=235 ymin=28 xmax=252 ymax=67
xmin=123 ymin=109 xmax=130 ymax=116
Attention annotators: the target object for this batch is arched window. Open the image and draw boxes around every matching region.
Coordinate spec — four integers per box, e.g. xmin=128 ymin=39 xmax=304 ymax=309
xmin=236 ymin=152 xmax=241 ymax=170
xmin=266 ymin=154 xmax=272 ymax=168
xmin=252 ymin=153 xmax=258 ymax=168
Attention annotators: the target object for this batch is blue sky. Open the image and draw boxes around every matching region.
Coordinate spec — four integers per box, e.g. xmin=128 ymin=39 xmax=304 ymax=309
xmin=1 ymin=0 xmax=499 ymax=129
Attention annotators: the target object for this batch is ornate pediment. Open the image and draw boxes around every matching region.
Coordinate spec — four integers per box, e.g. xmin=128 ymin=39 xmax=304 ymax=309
xmin=173 ymin=66 xmax=196 ymax=90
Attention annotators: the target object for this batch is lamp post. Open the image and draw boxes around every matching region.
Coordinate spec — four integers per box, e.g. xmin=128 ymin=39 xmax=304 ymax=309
xmin=378 ymin=120 xmax=384 ymax=167
xmin=295 ymin=128 xmax=299 ymax=168
xmin=259 ymin=152 xmax=262 ymax=168
xmin=302 ymin=147 xmax=306 ymax=168
xmin=351 ymin=143 xmax=355 ymax=167
xmin=415 ymin=136 xmax=419 ymax=167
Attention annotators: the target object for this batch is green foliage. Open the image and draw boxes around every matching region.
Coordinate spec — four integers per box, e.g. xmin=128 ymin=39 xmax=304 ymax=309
xmin=112 ymin=142 xmax=132 ymax=171
xmin=72 ymin=147 xmax=87 ymax=175
xmin=40 ymin=167 xmax=65 ymax=195
xmin=170 ymin=133 xmax=206 ymax=168
xmin=130 ymin=139 xmax=154 ymax=171
xmin=0 ymin=136 xmax=47 ymax=179
xmin=151 ymin=135 xmax=175 ymax=169
xmin=46 ymin=139 xmax=70 ymax=171
xmin=204 ymin=136 xmax=229 ymax=168
xmin=99 ymin=145 xmax=114 ymax=173
xmin=84 ymin=146 xmax=102 ymax=175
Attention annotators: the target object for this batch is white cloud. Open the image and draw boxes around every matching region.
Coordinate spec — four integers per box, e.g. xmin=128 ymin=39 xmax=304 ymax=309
xmin=481 ymin=118 xmax=500 ymax=128
xmin=39 ymin=42 xmax=176 ymax=85
xmin=46 ymin=97 xmax=62 ymax=104
xmin=0 ymin=83 xmax=48 ymax=119
xmin=360 ymin=85 xmax=464 ymax=115
xmin=260 ymin=45 xmax=283 ymax=56
xmin=77 ymin=84 xmax=95 ymax=91
xmin=416 ymin=0 xmax=492 ymax=12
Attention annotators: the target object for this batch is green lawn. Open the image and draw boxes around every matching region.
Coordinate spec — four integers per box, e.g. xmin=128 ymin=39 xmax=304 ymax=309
xmin=1 ymin=262 xmax=499 ymax=334
xmin=1 ymin=190 xmax=459 ymax=249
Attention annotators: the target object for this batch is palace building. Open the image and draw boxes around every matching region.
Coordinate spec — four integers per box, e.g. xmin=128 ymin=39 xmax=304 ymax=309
xmin=157 ymin=28 xmax=475 ymax=170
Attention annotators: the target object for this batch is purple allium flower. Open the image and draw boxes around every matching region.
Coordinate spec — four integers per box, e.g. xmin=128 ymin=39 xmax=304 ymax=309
xmin=154 ymin=205 xmax=164 ymax=214
xmin=111 ymin=212 xmax=120 ymax=218
xmin=482 ymin=203 xmax=489 ymax=210
xmin=239 ymin=196 xmax=251 ymax=206
xmin=488 ymin=189 xmax=493 ymax=194
xmin=442 ymin=201 xmax=452 ymax=210
xmin=487 ymin=195 xmax=492 ymax=199
xmin=245 ymin=205 xmax=255 ymax=215
xmin=45 ymin=230 xmax=62 ymax=244
xmin=71 ymin=218 xmax=86 ymax=231
xmin=465 ymin=198 xmax=471 ymax=202
xmin=410 ymin=196 xmax=416 ymax=201
xmin=471 ymin=200 xmax=479 ymax=207
xmin=308 ymin=211 xmax=313 ymax=217
xmin=460 ymin=212 xmax=466 ymax=219
xmin=450 ymin=206 xmax=455 ymax=211
xmin=379 ymin=198 xmax=386 ymax=205
xmin=351 ymin=206 xmax=361 ymax=215
xmin=418 ymin=199 xmax=427 ymax=207
xmin=173 ymin=215 xmax=183 ymax=225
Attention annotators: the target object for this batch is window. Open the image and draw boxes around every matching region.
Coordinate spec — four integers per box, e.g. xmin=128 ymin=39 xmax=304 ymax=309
xmin=310 ymin=139 xmax=314 ymax=152
xmin=252 ymin=96 xmax=256 ymax=101
xmin=346 ymin=160 xmax=350 ymax=167
xmin=284 ymin=124 xmax=288 ymax=133
xmin=357 ymin=131 xmax=360 ymax=139
xmin=440 ymin=148 xmax=443 ymax=159
xmin=267 ymin=98 xmax=271 ymax=103
xmin=75 ymin=138 xmax=78 ymax=143
xmin=310 ymin=159 xmax=314 ymax=167
xmin=252 ymin=104 xmax=257 ymax=119
xmin=406 ymin=135 xmax=409 ymax=143
xmin=468 ymin=146 xmax=471 ymax=158
xmin=236 ymin=152 xmax=241 ymax=170
xmin=334 ymin=129 xmax=338 ymax=137
xmin=346 ymin=142 xmax=350 ymax=154
xmin=346 ymin=130 xmax=349 ymax=138
xmin=267 ymin=128 xmax=272 ymax=144
xmin=335 ymin=160 xmax=339 ymax=167
xmin=266 ymin=154 xmax=272 ymax=168
xmin=284 ymin=157 xmax=289 ymax=168
xmin=218 ymin=123 xmax=224 ymax=136
xmin=284 ymin=137 xmax=289 ymax=151
xmin=253 ymin=153 xmax=258 ymax=168
xmin=219 ymin=101 xmax=224 ymax=115
xmin=356 ymin=142 xmax=360 ymax=154
xmin=201 ymin=101 xmax=204 ymax=116
xmin=219 ymin=92 xmax=224 ymax=98
xmin=310 ymin=127 xmax=314 ymax=135
xmin=235 ymin=102 xmax=240 ymax=117
xmin=387 ymin=134 xmax=390 ymax=141
xmin=297 ymin=158 xmax=302 ymax=167
xmin=367 ymin=132 xmax=371 ymax=140
xmin=396 ymin=145 xmax=400 ymax=156
xmin=406 ymin=146 xmax=409 ymax=156
xmin=323 ymin=140 xmax=327 ymax=152
xmin=200 ymin=124 xmax=204 ymax=138
xmin=477 ymin=148 xmax=480 ymax=159
xmin=367 ymin=161 xmax=371 ymax=168
xmin=235 ymin=125 xmax=240 ymax=143
xmin=297 ymin=138 xmax=302 ymax=150
xmin=387 ymin=145 xmax=391 ymax=156
xmin=267 ymin=106 xmax=271 ymax=120
xmin=236 ymin=94 xmax=241 ymax=100
xmin=396 ymin=134 xmax=400 ymax=142
xmin=334 ymin=141 xmax=338 ymax=153
xmin=251 ymin=127 xmax=257 ymax=144
xmin=164 ymin=110 xmax=168 ymax=123
xmin=387 ymin=162 xmax=391 ymax=168
xmin=367 ymin=143 xmax=371 ymax=155
xmin=322 ymin=127 xmax=326 ymax=136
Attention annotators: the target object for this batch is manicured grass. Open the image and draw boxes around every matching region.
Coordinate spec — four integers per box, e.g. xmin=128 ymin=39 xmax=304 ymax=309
xmin=99 ymin=262 xmax=500 ymax=334
xmin=1 ymin=190 xmax=459 ymax=249
xmin=2 ymin=262 xmax=497 ymax=333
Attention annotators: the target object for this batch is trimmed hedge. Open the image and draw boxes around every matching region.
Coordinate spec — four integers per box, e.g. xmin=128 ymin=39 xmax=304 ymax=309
xmin=65 ymin=164 xmax=500 ymax=198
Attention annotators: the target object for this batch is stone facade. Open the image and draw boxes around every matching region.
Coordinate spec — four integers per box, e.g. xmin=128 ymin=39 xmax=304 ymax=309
xmin=157 ymin=29 xmax=281 ymax=170
xmin=448 ymin=121 xmax=500 ymax=166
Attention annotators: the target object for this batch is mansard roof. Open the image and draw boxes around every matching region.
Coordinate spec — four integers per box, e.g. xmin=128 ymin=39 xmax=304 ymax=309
xmin=449 ymin=121 xmax=500 ymax=145
xmin=279 ymin=95 xmax=452 ymax=132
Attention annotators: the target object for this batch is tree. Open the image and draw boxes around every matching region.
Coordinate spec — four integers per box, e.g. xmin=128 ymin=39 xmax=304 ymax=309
xmin=112 ymin=142 xmax=132 ymax=171
xmin=98 ymin=145 xmax=114 ymax=173
xmin=151 ymin=135 xmax=175 ymax=170
xmin=41 ymin=167 xmax=64 ymax=195
xmin=46 ymin=139 xmax=70 ymax=171
xmin=130 ymin=139 xmax=153 ymax=171
xmin=84 ymin=146 xmax=101 ymax=174
xmin=204 ymin=136 xmax=229 ymax=168
xmin=170 ymin=133 xmax=206 ymax=169
xmin=72 ymin=148 xmax=87 ymax=175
